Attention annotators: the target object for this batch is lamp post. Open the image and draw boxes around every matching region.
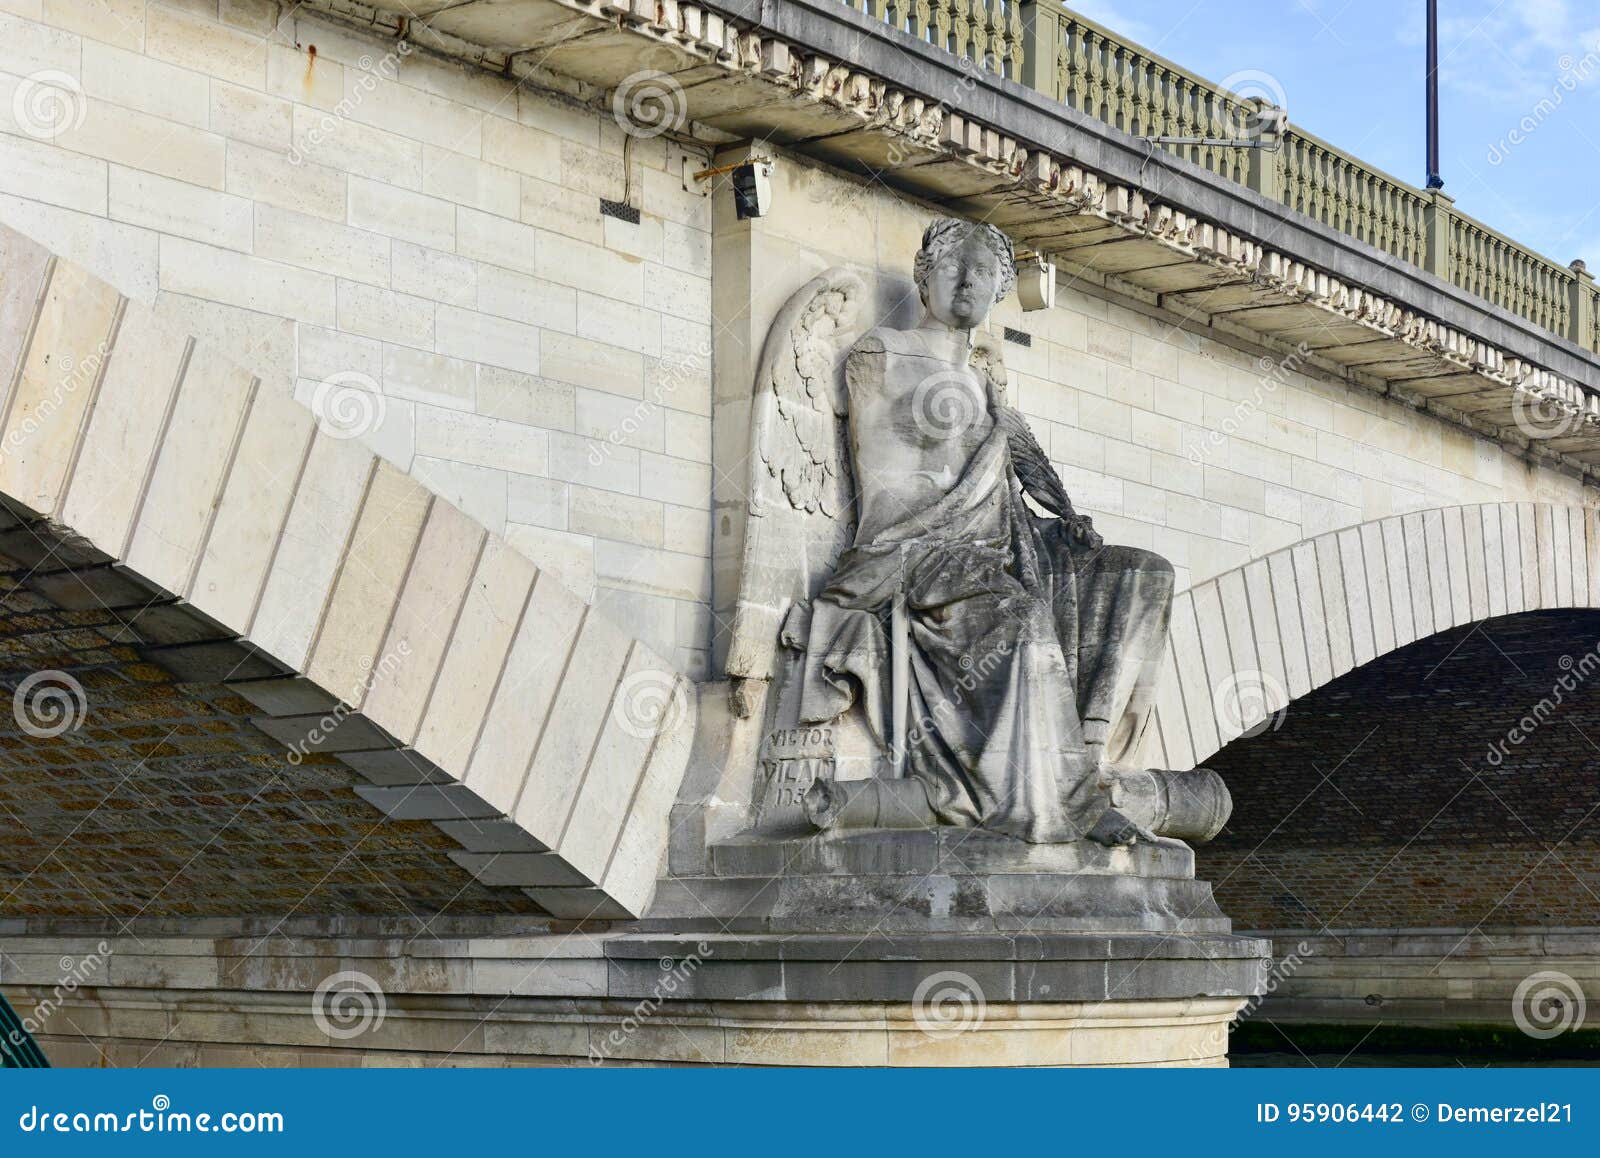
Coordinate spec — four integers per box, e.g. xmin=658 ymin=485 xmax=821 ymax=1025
xmin=1426 ymin=0 xmax=1443 ymax=189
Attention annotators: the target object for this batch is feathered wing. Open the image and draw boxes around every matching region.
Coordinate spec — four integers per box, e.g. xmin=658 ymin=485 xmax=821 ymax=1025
xmin=968 ymin=337 xmax=1072 ymax=520
xmin=995 ymin=406 xmax=1073 ymax=518
xmin=974 ymin=339 xmax=1101 ymax=550
xmin=725 ymin=268 xmax=867 ymax=692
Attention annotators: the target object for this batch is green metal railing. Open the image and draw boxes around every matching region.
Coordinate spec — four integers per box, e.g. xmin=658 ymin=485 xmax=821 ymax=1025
xmin=1 ymin=989 xmax=49 ymax=1067
xmin=838 ymin=0 xmax=1025 ymax=79
xmin=841 ymin=0 xmax=1600 ymax=351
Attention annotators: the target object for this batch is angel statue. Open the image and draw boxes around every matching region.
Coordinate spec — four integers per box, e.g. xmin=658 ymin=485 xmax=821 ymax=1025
xmin=726 ymin=218 xmax=1208 ymax=849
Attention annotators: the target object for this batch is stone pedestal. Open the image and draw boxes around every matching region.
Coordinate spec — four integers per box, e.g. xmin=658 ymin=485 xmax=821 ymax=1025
xmin=8 ymin=920 xmax=1265 ymax=1068
xmin=599 ymin=930 xmax=1265 ymax=1065
xmin=649 ymin=827 xmax=1236 ymax=933
xmin=619 ymin=827 xmax=1270 ymax=1065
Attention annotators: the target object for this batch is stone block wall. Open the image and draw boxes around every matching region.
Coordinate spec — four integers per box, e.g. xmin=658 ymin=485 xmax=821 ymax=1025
xmin=709 ymin=153 xmax=1595 ymax=664
xmin=3 ymin=1 xmax=1595 ymax=692
xmin=0 ymin=0 xmax=714 ymax=676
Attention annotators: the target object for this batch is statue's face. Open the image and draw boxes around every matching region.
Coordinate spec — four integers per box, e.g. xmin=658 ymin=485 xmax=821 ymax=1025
xmin=921 ymin=234 xmax=1003 ymax=330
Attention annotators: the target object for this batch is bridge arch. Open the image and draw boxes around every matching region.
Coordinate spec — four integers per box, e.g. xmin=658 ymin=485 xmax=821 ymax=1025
xmin=1151 ymin=502 xmax=1600 ymax=770
xmin=0 ymin=225 xmax=694 ymax=920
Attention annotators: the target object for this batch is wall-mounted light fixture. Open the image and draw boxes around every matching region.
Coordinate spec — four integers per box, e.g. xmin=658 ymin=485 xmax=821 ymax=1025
xmin=1014 ymin=250 xmax=1056 ymax=312
xmin=692 ymin=156 xmax=775 ymax=219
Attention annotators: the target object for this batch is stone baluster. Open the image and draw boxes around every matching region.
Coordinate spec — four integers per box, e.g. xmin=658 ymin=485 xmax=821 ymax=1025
xmin=1132 ymin=54 xmax=1151 ymax=135
xmin=1068 ymin=23 xmax=1089 ymax=110
xmin=1156 ymin=66 xmax=1173 ymax=140
xmin=1174 ymin=77 xmax=1195 ymax=165
xmin=1115 ymin=46 xmax=1135 ymax=131
xmin=1307 ymin=147 xmax=1325 ymax=222
xmin=1332 ymin=161 xmax=1350 ymax=233
xmin=934 ymin=0 xmax=954 ymax=52
xmin=1102 ymin=40 xmax=1124 ymax=128
xmin=1085 ymin=30 xmax=1105 ymax=120
xmin=1006 ymin=0 xmax=1023 ymax=78
xmin=1281 ymin=136 xmax=1300 ymax=213
xmin=985 ymin=0 xmax=1004 ymax=73
xmin=948 ymin=0 xmax=968 ymax=59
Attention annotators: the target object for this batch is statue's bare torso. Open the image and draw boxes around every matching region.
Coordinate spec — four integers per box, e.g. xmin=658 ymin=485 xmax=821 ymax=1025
xmin=846 ymin=325 xmax=995 ymax=544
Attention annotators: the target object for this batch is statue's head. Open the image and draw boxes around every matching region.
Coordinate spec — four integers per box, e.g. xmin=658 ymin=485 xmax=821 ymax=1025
xmin=913 ymin=219 xmax=1016 ymax=330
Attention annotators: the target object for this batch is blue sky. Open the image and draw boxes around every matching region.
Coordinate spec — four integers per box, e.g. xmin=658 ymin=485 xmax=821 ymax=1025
xmin=1071 ymin=0 xmax=1600 ymax=268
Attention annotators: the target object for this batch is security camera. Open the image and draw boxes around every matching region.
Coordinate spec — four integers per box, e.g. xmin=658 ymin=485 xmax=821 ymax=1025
xmin=732 ymin=159 xmax=774 ymax=220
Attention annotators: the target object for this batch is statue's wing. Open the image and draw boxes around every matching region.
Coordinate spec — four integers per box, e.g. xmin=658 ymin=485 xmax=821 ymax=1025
xmin=726 ymin=268 xmax=868 ymax=687
xmin=996 ymin=405 xmax=1075 ymax=519
xmin=970 ymin=337 xmax=1072 ymax=517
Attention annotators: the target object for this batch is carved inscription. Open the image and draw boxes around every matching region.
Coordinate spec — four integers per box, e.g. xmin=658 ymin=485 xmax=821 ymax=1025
xmin=755 ymin=727 xmax=834 ymax=830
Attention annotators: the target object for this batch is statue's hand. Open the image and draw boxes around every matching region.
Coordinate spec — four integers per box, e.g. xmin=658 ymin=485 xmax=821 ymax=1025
xmin=1066 ymin=513 xmax=1103 ymax=551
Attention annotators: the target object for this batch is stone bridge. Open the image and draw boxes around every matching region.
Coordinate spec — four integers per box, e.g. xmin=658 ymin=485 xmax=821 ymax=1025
xmin=0 ymin=224 xmax=694 ymax=925
xmin=0 ymin=0 xmax=1597 ymax=1064
xmin=1154 ymin=502 xmax=1600 ymax=769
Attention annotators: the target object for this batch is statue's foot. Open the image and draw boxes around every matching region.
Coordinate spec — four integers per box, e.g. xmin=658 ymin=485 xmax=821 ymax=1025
xmin=1085 ymin=808 xmax=1156 ymax=848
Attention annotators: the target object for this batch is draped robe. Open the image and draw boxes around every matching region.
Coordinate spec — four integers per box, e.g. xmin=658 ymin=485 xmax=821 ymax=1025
xmin=794 ymin=330 xmax=1173 ymax=843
